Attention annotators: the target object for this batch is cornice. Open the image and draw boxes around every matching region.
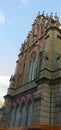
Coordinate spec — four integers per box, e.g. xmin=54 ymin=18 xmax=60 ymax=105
xmin=45 ymin=26 xmax=61 ymax=35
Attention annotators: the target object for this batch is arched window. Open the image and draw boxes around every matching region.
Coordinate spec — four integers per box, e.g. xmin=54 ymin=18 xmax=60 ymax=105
xmin=27 ymin=101 xmax=33 ymax=126
xmin=14 ymin=104 xmax=21 ymax=127
xmin=22 ymin=63 xmax=26 ymax=84
xmin=39 ymin=52 xmax=42 ymax=70
xmin=21 ymin=103 xmax=27 ymax=127
xmin=32 ymin=59 xmax=36 ymax=80
xmin=9 ymin=105 xmax=16 ymax=127
xmin=28 ymin=53 xmax=36 ymax=82
xmin=28 ymin=60 xmax=33 ymax=82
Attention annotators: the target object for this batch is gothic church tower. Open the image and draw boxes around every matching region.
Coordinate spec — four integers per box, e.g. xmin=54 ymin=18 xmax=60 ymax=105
xmin=0 ymin=12 xmax=61 ymax=127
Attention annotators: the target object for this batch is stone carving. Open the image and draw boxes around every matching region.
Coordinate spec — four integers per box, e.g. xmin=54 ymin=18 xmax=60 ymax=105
xmin=54 ymin=12 xmax=58 ymax=21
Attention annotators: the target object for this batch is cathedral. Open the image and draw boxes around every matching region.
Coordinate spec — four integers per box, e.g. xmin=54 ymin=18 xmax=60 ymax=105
xmin=0 ymin=12 xmax=61 ymax=129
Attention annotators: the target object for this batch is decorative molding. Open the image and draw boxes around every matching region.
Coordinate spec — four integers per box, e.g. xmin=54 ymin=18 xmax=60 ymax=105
xmin=44 ymin=34 xmax=49 ymax=39
xmin=57 ymin=34 xmax=61 ymax=39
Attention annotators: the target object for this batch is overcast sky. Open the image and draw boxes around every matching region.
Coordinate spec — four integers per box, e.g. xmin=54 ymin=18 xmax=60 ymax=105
xmin=0 ymin=0 xmax=61 ymax=102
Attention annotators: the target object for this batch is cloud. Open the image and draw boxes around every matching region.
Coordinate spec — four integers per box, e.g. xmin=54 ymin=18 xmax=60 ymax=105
xmin=8 ymin=20 xmax=13 ymax=25
xmin=0 ymin=10 xmax=5 ymax=23
xmin=7 ymin=0 xmax=30 ymax=9
xmin=7 ymin=0 xmax=30 ymax=5
xmin=8 ymin=18 xmax=17 ymax=25
xmin=20 ymin=0 xmax=30 ymax=5
xmin=0 ymin=13 xmax=5 ymax=23
xmin=0 ymin=75 xmax=10 ymax=102
xmin=19 ymin=0 xmax=30 ymax=9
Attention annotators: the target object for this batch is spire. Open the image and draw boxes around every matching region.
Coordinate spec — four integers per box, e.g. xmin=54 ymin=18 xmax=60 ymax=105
xmin=42 ymin=10 xmax=44 ymax=16
xmin=54 ymin=12 xmax=59 ymax=21
xmin=46 ymin=13 xmax=49 ymax=19
xmin=50 ymin=12 xmax=53 ymax=19
xmin=37 ymin=11 xmax=40 ymax=16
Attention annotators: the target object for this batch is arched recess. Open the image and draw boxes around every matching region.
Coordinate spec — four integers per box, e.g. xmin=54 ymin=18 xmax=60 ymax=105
xmin=20 ymin=102 xmax=27 ymax=127
xmin=26 ymin=99 xmax=34 ymax=126
xmin=14 ymin=102 xmax=21 ymax=127
xmin=27 ymin=52 xmax=36 ymax=82
xmin=22 ymin=63 xmax=26 ymax=85
xmin=9 ymin=103 xmax=17 ymax=127
xmin=39 ymin=52 xmax=43 ymax=71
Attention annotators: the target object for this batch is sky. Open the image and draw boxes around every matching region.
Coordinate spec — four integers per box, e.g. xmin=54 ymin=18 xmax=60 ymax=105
xmin=0 ymin=0 xmax=61 ymax=102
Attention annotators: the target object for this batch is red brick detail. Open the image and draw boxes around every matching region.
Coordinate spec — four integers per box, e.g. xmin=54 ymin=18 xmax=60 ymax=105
xmin=25 ymin=94 xmax=31 ymax=102
xmin=39 ymin=38 xmax=44 ymax=45
xmin=19 ymin=96 xmax=26 ymax=104
xmin=29 ymin=46 xmax=42 ymax=56
xmin=16 ymin=76 xmax=21 ymax=88
xmin=41 ymin=25 xmax=45 ymax=35
xmin=14 ymin=99 xmax=18 ymax=105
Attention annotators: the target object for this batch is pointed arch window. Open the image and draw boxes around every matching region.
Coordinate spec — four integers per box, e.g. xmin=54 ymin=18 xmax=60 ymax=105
xmin=32 ymin=59 xmax=36 ymax=80
xmin=14 ymin=104 xmax=21 ymax=127
xmin=9 ymin=105 xmax=17 ymax=127
xmin=27 ymin=101 xmax=33 ymax=126
xmin=28 ymin=58 xmax=36 ymax=82
xmin=21 ymin=103 xmax=27 ymax=127
xmin=22 ymin=63 xmax=26 ymax=84
xmin=39 ymin=52 xmax=42 ymax=70
xmin=28 ymin=60 xmax=33 ymax=81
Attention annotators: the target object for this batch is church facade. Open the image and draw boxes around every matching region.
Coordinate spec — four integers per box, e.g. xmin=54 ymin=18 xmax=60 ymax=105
xmin=0 ymin=12 xmax=61 ymax=127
